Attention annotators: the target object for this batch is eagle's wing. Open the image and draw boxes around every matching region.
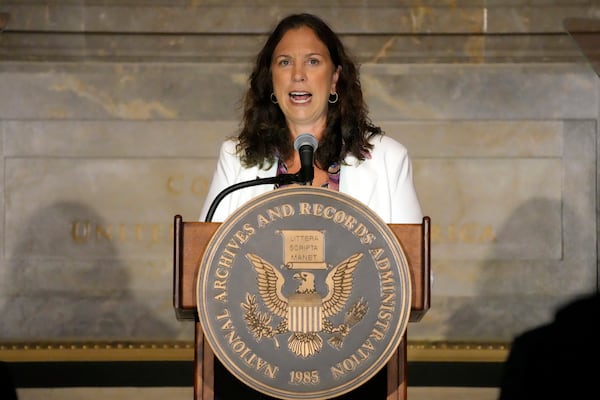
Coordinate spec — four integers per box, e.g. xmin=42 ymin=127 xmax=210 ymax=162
xmin=245 ymin=253 xmax=288 ymax=317
xmin=321 ymin=253 xmax=363 ymax=317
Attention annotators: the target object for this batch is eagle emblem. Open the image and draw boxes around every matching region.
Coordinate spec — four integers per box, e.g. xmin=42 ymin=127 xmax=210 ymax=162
xmin=242 ymin=252 xmax=368 ymax=358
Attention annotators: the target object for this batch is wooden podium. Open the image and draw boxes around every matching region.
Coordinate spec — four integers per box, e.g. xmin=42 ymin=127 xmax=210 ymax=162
xmin=173 ymin=214 xmax=431 ymax=400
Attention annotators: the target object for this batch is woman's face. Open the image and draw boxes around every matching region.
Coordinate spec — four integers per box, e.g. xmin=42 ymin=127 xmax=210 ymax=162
xmin=271 ymin=26 xmax=340 ymax=138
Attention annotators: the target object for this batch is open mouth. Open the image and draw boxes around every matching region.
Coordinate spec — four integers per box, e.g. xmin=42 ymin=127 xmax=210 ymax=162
xmin=290 ymin=91 xmax=312 ymax=103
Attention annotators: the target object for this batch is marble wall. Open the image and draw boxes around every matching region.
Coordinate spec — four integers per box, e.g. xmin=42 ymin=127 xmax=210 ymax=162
xmin=0 ymin=1 xmax=598 ymax=352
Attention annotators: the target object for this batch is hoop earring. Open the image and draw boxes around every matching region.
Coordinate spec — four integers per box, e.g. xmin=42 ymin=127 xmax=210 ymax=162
xmin=328 ymin=92 xmax=339 ymax=104
xmin=270 ymin=93 xmax=278 ymax=104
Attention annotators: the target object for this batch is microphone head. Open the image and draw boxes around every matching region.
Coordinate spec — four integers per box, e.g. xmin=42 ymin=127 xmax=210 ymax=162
xmin=294 ymin=133 xmax=318 ymax=152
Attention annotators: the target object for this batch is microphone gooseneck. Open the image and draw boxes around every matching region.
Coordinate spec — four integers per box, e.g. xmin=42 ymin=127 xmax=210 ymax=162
xmin=293 ymin=133 xmax=319 ymax=185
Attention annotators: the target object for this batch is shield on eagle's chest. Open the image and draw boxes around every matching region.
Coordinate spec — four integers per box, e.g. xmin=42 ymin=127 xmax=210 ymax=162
xmin=288 ymin=293 xmax=322 ymax=332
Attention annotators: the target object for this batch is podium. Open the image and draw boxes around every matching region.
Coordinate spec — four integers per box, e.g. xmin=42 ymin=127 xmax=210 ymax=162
xmin=173 ymin=211 xmax=430 ymax=400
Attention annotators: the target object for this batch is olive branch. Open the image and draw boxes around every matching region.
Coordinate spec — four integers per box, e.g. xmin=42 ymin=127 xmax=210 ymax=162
xmin=241 ymin=293 xmax=287 ymax=348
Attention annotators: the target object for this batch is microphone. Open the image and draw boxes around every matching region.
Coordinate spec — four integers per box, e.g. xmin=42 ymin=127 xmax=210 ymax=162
xmin=293 ymin=133 xmax=318 ymax=185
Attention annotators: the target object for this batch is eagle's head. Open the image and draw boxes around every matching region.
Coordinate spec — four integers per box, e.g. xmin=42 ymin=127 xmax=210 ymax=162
xmin=293 ymin=271 xmax=316 ymax=294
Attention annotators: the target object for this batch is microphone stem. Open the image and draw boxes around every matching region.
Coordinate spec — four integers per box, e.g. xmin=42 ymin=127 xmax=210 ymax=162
xmin=204 ymin=173 xmax=302 ymax=222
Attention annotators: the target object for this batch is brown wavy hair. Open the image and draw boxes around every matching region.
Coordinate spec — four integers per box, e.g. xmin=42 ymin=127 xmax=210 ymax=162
xmin=236 ymin=13 xmax=383 ymax=169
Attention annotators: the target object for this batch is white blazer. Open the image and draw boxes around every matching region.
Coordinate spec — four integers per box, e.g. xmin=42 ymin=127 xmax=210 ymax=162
xmin=199 ymin=135 xmax=423 ymax=224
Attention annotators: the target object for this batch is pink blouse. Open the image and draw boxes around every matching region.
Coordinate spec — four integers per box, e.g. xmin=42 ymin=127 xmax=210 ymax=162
xmin=275 ymin=159 xmax=340 ymax=191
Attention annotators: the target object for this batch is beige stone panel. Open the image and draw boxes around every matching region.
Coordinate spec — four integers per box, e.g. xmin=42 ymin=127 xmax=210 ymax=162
xmin=3 ymin=120 xmax=237 ymax=157
xmin=0 ymin=252 xmax=195 ymax=340
xmin=4 ymin=157 xmax=213 ymax=258
xmin=1 ymin=157 xmax=208 ymax=340
xmin=416 ymin=157 xmax=562 ymax=260
xmin=393 ymin=119 xmax=596 ymax=342
xmin=0 ymin=120 xmax=231 ymax=339
xmin=383 ymin=120 xmax=563 ymax=157
xmin=384 ymin=119 xmax=566 ymax=260
xmin=360 ymin=63 xmax=599 ymax=121
xmin=0 ymin=63 xmax=249 ymax=120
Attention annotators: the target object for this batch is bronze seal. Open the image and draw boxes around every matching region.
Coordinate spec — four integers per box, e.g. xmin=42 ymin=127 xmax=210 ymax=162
xmin=197 ymin=187 xmax=411 ymax=399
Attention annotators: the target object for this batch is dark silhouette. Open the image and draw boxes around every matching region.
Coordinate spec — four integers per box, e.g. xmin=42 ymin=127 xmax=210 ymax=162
xmin=498 ymin=291 xmax=600 ymax=399
xmin=0 ymin=362 xmax=18 ymax=400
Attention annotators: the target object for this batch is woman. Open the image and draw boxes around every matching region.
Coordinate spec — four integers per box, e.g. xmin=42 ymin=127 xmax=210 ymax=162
xmin=200 ymin=13 xmax=423 ymax=225
xmin=203 ymin=14 xmax=423 ymax=398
